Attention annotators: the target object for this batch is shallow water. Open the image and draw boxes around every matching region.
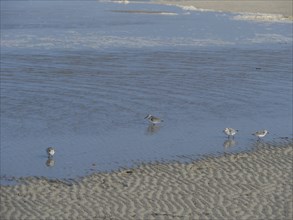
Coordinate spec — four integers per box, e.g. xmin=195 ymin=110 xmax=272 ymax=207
xmin=1 ymin=1 xmax=292 ymax=182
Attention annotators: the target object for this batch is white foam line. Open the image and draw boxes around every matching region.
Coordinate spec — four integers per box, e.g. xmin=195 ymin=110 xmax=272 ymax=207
xmin=113 ymin=0 xmax=130 ymax=4
xmin=247 ymin=33 xmax=292 ymax=44
xmin=1 ymin=33 xmax=235 ymax=49
xmin=232 ymin=12 xmax=292 ymax=23
xmin=177 ymin=5 xmax=216 ymax=12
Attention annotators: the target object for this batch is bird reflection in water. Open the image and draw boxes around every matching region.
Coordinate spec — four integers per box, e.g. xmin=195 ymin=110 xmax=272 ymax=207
xmin=223 ymin=139 xmax=237 ymax=149
xmin=46 ymin=158 xmax=55 ymax=167
xmin=146 ymin=124 xmax=161 ymax=135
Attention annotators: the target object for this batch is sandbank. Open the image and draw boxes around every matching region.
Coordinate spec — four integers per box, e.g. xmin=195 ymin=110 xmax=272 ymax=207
xmin=155 ymin=0 xmax=293 ymax=21
xmin=1 ymin=141 xmax=292 ymax=219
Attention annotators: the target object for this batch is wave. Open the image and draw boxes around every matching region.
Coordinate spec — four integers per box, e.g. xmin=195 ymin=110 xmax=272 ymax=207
xmin=110 ymin=9 xmax=178 ymax=15
xmin=233 ymin=13 xmax=293 ymax=23
xmin=177 ymin=5 xmax=215 ymax=12
xmin=1 ymin=34 xmax=234 ymax=49
xmin=247 ymin=33 xmax=292 ymax=44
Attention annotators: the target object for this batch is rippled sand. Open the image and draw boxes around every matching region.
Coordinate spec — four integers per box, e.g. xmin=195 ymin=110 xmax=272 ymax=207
xmin=1 ymin=141 xmax=292 ymax=220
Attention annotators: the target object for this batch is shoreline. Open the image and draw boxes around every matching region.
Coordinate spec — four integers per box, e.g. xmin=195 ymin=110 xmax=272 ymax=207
xmin=154 ymin=0 xmax=293 ymax=22
xmin=1 ymin=141 xmax=292 ymax=219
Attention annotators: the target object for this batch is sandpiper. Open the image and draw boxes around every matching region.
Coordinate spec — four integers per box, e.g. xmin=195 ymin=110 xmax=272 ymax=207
xmin=253 ymin=129 xmax=269 ymax=139
xmin=223 ymin=127 xmax=238 ymax=139
xmin=144 ymin=114 xmax=163 ymax=125
xmin=46 ymin=147 xmax=55 ymax=158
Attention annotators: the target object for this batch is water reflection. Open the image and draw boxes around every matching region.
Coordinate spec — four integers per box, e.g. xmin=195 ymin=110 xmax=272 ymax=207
xmin=146 ymin=124 xmax=161 ymax=135
xmin=46 ymin=158 xmax=55 ymax=167
xmin=223 ymin=139 xmax=237 ymax=148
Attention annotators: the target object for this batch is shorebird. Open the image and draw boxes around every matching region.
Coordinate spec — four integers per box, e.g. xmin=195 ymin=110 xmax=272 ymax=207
xmin=223 ymin=127 xmax=238 ymax=139
xmin=253 ymin=130 xmax=269 ymax=139
xmin=46 ymin=147 xmax=55 ymax=158
xmin=144 ymin=114 xmax=163 ymax=125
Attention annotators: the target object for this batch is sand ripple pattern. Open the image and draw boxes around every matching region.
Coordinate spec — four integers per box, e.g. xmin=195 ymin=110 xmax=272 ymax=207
xmin=1 ymin=143 xmax=292 ymax=220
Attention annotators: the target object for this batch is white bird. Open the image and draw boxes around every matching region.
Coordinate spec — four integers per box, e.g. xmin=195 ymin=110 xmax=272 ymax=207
xmin=144 ymin=114 xmax=163 ymax=125
xmin=46 ymin=147 xmax=55 ymax=158
xmin=253 ymin=130 xmax=269 ymax=139
xmin=223 ymin=127 xmax=238 ymax=139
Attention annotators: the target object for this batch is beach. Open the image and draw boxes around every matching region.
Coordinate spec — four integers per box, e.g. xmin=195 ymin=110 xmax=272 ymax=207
xmin=155 ymin=0 xmax=293 ymax=21
xmin=1 ymin=1 xmax=292 ymax=219
xmin=1 ymin=141 xmax=292 ymax=220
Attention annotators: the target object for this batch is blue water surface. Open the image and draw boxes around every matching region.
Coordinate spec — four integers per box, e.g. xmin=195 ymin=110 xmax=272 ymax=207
xmin=1 ymin=1 xmax=292 ymax=182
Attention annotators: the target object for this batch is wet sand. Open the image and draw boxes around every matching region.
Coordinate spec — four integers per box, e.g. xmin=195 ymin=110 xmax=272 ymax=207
xmin=1 ymin=141 xmax=292 ymax=219
xmin=156 ymin=0 xmax=293 ymax=21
